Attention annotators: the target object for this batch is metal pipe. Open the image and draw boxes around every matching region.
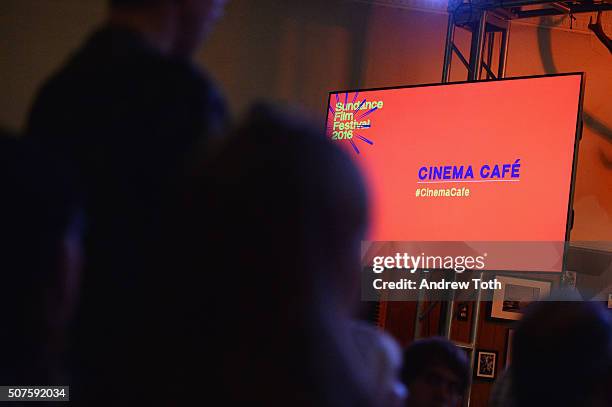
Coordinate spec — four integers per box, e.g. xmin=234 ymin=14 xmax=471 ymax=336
xmin=551 ymin=2 xmax=571 ymax=14
xmin=494 ymin=0 xmax=565 ymax=7
xmin=413 ymin=270 xmax=425 ymax=340
xmin=482 ymin=61 xmax=497 ymax=79
xmin=452 ymin=43 xmax=472 ymax=72
xmin=486 ymin=31 xmax=495 ymax=79
xmin=442 ymin=12 xmax=456 ymax=83
xmin=469 ymin=272 xmax=484 ymax=345
xmin=499 ymin=26 xmax=510 ymax=78
xmin=443 ymin=271 xmax=457 ymax=339
xmin=465 ymin=270 xmax=484 ymax=407
xmin=469 ymin=10 xmax=487 ymax=81
xmin=515 ymin=3 xmax=612 ymax=19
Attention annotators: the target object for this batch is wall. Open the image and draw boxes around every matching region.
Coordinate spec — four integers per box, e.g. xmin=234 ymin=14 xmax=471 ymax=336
xmin=1 ymin=0 xmax=610 ymax=240
xmin=0 ymin=0 xmax=106 ymax=131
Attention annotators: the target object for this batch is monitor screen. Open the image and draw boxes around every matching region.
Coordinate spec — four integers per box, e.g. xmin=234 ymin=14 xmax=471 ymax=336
xmin=326 ymin=73 xmax=583 ymax=272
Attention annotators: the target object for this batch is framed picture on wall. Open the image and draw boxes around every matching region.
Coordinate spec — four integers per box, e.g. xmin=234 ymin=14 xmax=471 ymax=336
xmin=490 ymin=276 xmax=552 ymax=321
xmin=475 ymin=350 xmax=498 ymax=380
xmin=456 ymin=302 xmax=469 ymax=321
xmin=505 ymin=329 xmax=515 ymax=367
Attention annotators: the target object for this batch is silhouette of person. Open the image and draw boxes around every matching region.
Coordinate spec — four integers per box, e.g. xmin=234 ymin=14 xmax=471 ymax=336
xmin=25 ymin=1 xmax=229 ymax=403
xmin=0 ymin=134 xmax=82 ymax=387
xmin=169 ymin=104 xmax=375 ymax=406
xmin=512 ymin=293 xmax=612 ymax=407
xmin=401 ymin=337 xmax=470 ymax=407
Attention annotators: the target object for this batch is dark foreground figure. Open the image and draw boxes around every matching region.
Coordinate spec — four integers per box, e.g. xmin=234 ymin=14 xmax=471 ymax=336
xmin=26 ymin=0 xmax=228 ymax=403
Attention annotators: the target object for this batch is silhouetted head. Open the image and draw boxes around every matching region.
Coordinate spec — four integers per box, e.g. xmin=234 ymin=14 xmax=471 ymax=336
xmin=401 ymin=337 xmax=470 ymax=407
xmin=513 ymin=294 xmax=612 ymax=407
xmin=109 ymin=0 xmax=228 ymax=57
xmin=184 ymin=104 xmax=368 ymax=316
xmin=173 ymin=104 xmax=371 ymax=405
xmin=0 ymin=134 xmax=82 ymax=383
xmin=351 ymin=321 xmax=407 ymax=407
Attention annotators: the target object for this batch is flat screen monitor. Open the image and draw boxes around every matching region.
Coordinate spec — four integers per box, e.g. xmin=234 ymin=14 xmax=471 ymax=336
xmin=326 ymin=73 xmax=584 ymax=272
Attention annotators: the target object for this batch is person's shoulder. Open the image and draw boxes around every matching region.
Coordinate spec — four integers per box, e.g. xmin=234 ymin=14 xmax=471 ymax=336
xmin=38 ymin=26 xmax=169 ymax=87
xmin=159 ymin=59 xmax=228 ymax=116
xmin=161 ymin=58 xmax=218 ymax=95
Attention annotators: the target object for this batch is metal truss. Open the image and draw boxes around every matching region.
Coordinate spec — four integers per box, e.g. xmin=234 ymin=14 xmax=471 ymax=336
xmin=442 ymin=0 xmax=612 ymax=82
